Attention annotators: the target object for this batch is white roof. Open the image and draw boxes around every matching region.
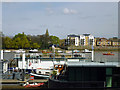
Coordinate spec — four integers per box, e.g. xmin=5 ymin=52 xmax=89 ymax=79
xmin=67 ymin=62 xmax=120 ymax=67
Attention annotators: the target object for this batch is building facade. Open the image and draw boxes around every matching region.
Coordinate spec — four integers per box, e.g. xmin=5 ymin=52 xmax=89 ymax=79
xmin=109 ymin=37 xmax=120 ymax=46
xmin=80 ymin=34 xmax=95 ymax=46
xmin=65 ymin=35 xmax=120 ymax=47
xmin=96 ymin=38 xmax=112 ymax=46
xmin=65 ymin=34 xmax=95 ymax=46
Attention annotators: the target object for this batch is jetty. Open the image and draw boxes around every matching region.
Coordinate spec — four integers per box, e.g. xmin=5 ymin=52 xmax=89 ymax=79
xmin=1 ymin=79 xmax=48 ymax=84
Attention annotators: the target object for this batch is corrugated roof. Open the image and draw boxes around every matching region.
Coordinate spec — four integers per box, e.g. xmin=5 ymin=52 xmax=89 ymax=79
xmin=67 ymin=62 xmax=120 ymax=67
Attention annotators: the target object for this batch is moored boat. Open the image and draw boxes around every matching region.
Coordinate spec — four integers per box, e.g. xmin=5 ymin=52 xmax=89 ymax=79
xmin=30 ymin=73 xmax=50 ymax=79
xmin=29 ymin=49 xmax=39 ymax=53
xmin=23 ymin=82 xmax=44 ymax=87
xmin=48 ymin=62 xmax=120 ymax=88
xmin=82 ymin=49 xmax=92 ymax=53
xmin=103 ymin=52 xmax=114 ymax=55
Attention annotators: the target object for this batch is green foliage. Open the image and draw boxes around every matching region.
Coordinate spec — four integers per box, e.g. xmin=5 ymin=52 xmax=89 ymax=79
xmin=50 ymin=36 xmax=59 ymax=45
xmin=31 ymin=43 xmax=40 ymax=49
xmin=3 ymin=37 xmax=12 ymax=49
xmin=2 ymin=29 xmax=60 ymax=49
xmin=59 ymin=39 xmax=65 ymax=46
xmin=12 ymin=32 xmax=30 ymax=49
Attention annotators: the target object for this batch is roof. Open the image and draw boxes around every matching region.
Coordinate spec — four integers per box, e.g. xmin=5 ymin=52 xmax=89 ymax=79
xmin=67 ymin=62 xmax=120 ymax=67
xmin=83 ymin=34 xmax=90 ymax=36
xmin=97 ymin=38 xmax=111 ymax=42
xmin=67 ymin=34 xmax=80 ymax=38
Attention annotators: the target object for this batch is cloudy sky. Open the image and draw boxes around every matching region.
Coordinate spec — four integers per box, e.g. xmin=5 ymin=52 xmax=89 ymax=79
xmin=2 ymin=2 xmax=118 ymax=39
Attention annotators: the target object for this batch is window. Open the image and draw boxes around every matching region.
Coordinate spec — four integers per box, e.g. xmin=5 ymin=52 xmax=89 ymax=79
xmin=106 ymin=68 xmax=112 ymax=87
xmin=81 ymin=39 xmax=84 ymax=45
xmin=90 ymin=39 xmax=93 ymax=45
xmin=106 ymin=68 xmax=112 ymax=75
xmin=106 ymin=77 xmax=112 ymax=87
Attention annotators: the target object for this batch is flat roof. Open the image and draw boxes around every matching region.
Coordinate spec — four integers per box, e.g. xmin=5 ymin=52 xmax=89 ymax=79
xmin=67 ymin=62 xmax=120 ymax=67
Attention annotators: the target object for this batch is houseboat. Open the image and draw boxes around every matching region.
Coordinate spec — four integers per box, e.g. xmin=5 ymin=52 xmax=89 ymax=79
xmin=13 ymin=52 xmax=87 ymax=78
xmin=48 ymin=61 xmax=120 ymax=89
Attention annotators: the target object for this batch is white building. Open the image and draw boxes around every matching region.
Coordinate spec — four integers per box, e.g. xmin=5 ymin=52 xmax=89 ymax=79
xmin=80 ymin=34 xmax=95 ymax=46
xmin=75 ymin=37 xmax=80 ymax=46
xmin=66 ymin=34 xmax=95 ymax=46
xmin=67 ymin=34 xmax=80 ymax=46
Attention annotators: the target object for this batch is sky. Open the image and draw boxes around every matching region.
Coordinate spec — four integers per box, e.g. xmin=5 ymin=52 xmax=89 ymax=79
xmin=2 ymin=2 xmax=118 ymax=39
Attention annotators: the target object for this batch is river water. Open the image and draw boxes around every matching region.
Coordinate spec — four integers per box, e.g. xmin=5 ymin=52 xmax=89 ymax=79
xmin=2 ymin=51 xmax=119 ymax=62
xmin=88 ymin=51 xmax=119 ymax=62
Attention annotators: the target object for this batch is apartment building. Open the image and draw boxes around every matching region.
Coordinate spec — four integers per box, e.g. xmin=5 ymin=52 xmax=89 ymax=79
xmin=109 ymin=37 xmax=120 ymax=46
xmin=65 ymin=34 xmax=120 ymax=47
xmin=65 ymin=34 xmax=95 ymax=46
xmin=96 ymin=38 xmax=112 ymax=46
xmin=80 ymin=34 xmax=95 ymax=46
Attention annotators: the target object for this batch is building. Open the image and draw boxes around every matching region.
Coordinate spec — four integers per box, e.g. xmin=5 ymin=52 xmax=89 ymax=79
xmin=109 ymin=37 xmax=120 ymax=46
xmin=80 ymin=34 xmax=95 ymax=46
xmin=65 ymin=34 xmax=78 ymax=46
xmin=96 ymin=38 xmax=112 ymax=46
xmin=65 ymin=34 xmax=95 ymax=46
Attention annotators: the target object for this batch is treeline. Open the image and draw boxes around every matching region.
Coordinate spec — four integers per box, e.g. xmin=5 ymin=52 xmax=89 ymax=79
xmin=2 ymin=29 xmax=61 ymax=49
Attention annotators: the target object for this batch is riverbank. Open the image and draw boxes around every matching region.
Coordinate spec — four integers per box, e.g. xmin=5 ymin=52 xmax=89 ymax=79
xmin=68 ymin=46 xmax=119 ymax=51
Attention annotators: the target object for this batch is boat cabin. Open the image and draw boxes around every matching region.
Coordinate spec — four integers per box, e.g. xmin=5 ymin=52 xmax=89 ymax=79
xmin=49 ymin=62 xmax=120 ymax=88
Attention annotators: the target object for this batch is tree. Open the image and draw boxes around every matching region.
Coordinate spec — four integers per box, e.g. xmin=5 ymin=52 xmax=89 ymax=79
xmin=59 ymin=39 xmax=65 ymax=47
xmin=2 ymin=30 xmax=61 ymax=49
xmin=31 ymin=43 xmax=40 ymax=49
xmin=3 ymin=37 xmax=12 ymax=49
xmin=12 ymin=32 xmax=30 ymax=49
xmin=50 ymin=36 xmax=59 ymax=45
xmin=12 ymin=37 xmax=21 ymax=49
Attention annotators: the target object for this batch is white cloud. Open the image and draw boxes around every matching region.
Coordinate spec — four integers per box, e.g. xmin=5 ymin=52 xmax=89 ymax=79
xmin=63 ymin=8 xmax=69 ymax=14
xmin=63 ymin=8 xmax=77 ymax=14
xmin=46 ymin=8 xmax=54 ymax=14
